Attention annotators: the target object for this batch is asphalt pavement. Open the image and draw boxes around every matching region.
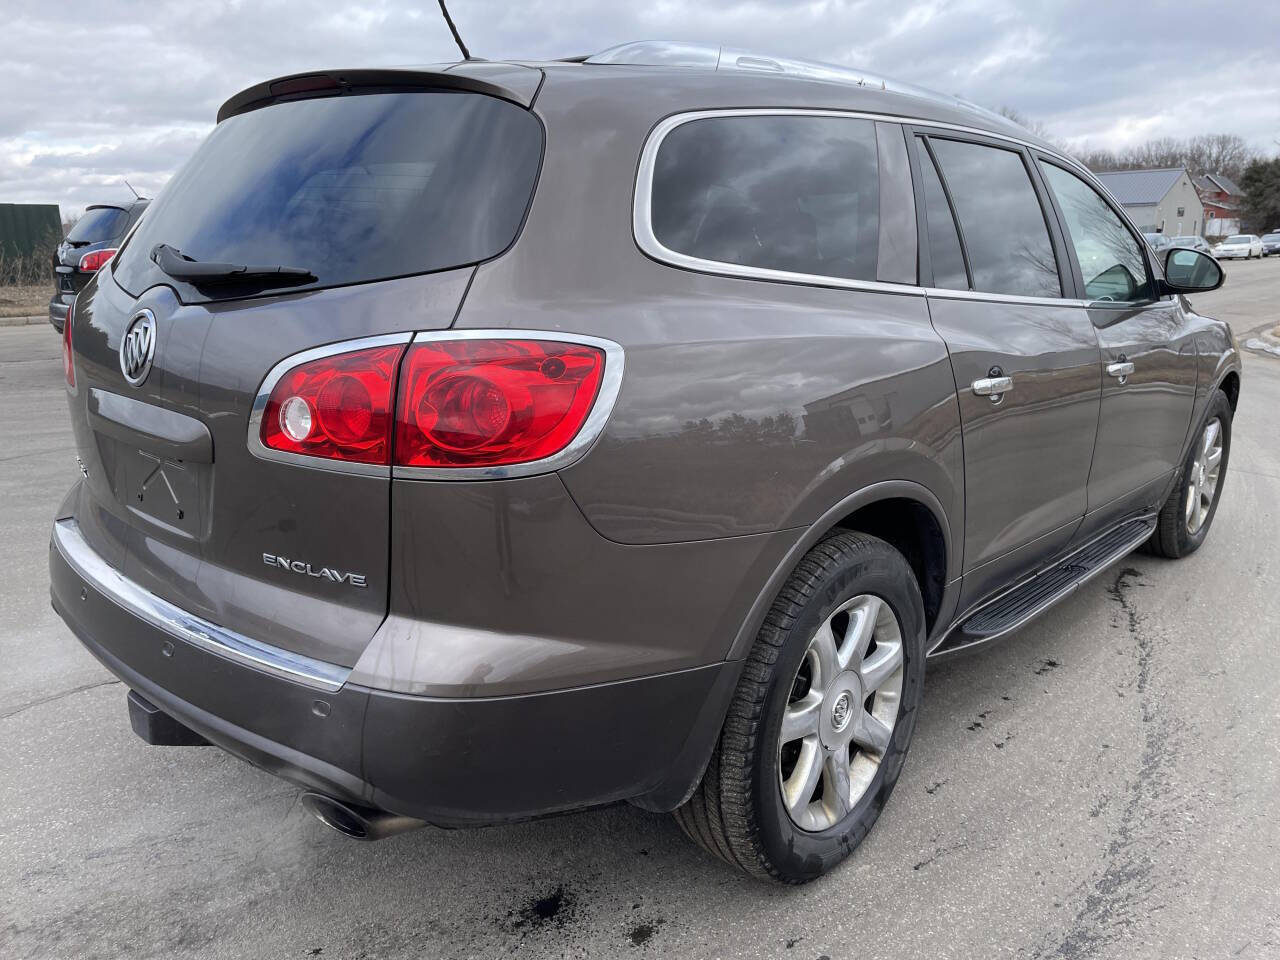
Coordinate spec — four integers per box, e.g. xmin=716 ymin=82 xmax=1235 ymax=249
xmin=2 ymin=259 xmax=1278 ymax=959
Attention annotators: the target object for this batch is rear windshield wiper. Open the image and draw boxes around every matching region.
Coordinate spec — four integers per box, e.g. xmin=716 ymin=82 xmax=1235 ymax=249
xmin=150 ymin=243 xmax=316 ymax=287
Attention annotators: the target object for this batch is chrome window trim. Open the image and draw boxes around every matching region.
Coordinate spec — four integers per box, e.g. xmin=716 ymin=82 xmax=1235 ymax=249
xmin=633 ymin=109 xmax=926 ymax=298
xmin=392 ymin=328 xmax=626 ymax=481
xmin=246 ymin=332 xmax=415 ymax=478
xmin=924 ymin=287 xmax=1086 ymax=308
xmin=53 ymin=518 xmax=351 ymax=692
xmin=634 ymin=107 xmax=1107 ymax=306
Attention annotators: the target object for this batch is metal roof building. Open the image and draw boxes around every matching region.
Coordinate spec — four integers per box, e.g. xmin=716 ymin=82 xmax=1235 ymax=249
xmin=1094 ymin=167 xmax=1206 ymax=237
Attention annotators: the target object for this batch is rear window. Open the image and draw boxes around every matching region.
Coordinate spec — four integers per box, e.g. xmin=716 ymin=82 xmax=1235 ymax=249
xmin=68 ymin=206 xmax=128 ymax=244
xmin=1225 ymin=236 xmax=1249 ymax=243
xmin=649 ymin=115 xmax=881 ymax=282
xmin=114 ymin=91 xmax=542 ymax=297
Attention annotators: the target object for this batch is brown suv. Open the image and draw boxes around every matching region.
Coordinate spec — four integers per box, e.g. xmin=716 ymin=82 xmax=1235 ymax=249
xmin=49 ymin=42 xmax=1239 ymax=883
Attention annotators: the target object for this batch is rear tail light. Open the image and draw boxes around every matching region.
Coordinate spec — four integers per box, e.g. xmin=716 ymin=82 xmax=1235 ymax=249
xmin=78 ymin=248 xmax=117 ymax=272
xmin=251 ymin=333 xmax=621 ymax=474
xmin=394 ymin=338 xmax=606 ymax=469
xmin=259 ymin=344 xmax=406 ymax=465
xmin=63 ymin=302 xmax=75 ymax=388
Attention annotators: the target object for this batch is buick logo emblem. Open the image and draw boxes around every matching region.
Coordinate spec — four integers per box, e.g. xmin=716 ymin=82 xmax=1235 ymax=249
xmin=120 ymin=310 xmax=157 ymax=386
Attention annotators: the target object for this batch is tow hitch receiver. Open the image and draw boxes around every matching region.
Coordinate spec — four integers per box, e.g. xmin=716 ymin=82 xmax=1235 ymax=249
xmin=127 ymin=690 xmax=209 ymax=746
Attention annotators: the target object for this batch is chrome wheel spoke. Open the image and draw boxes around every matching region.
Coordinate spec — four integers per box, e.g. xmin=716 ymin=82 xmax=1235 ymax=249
xmin=860 ymin=641 xmax=903 ymax=694
xmin=852 ymin=710 xmax=893 ymax=755
xmin=781 ymin=692 xmax=823 ymax=743
xmin=1203 ymin=419 xmax=1220 ymax=455
xmin=810 ymin=628 xmax=840 ymax=685
xmin=842 ymin=596 xmax=882 ymax=666
xmin=782 ymin=737 xmax=822 ymax=816
xmin=823 ymin=749 xmax=852 ymax=818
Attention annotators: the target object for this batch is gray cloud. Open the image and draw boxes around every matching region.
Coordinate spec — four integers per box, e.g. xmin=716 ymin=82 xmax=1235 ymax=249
xmin=3 ymin=0 xmax=1278 ymax=216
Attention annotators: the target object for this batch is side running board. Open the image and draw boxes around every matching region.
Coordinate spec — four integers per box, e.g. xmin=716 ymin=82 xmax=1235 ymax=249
xmin=931 ymin=516 xmax=1156 ymax=657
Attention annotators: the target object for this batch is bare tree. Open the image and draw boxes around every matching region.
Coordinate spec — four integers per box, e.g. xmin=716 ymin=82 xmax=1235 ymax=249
xmin=1072 ymin=133 xmax=1257 ymax=181
xmin=995 ymin=106 xmax=1058 ymax=145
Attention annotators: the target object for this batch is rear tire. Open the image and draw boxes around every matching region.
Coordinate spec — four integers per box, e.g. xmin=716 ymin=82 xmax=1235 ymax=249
xmin=1146 ymin=391 xmax=1232 ymax=559
xmin=674 ymin=531 xmax=926 ymax=883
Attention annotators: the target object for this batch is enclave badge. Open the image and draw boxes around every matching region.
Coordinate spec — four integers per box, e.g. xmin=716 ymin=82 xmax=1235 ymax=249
xmin=263 ymin=552 xmax=368 ymax=588
xmin=120 ymin=309 xmax=157 ymax=386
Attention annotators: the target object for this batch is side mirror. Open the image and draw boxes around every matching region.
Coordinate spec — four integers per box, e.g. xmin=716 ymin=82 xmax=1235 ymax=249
xmin=1163 ymin=247 xmax=1223 ymax=293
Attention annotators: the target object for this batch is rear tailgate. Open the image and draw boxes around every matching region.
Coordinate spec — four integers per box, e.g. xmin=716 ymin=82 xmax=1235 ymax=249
xmin=63 ymin=80 xmax=543 ymax=669
xmin=68 ymin=269 xmax=471 ymax=666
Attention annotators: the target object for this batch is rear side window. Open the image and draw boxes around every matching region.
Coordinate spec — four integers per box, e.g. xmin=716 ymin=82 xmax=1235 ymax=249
xmin=649 ymin=115 xmax=881 ymax=282
xmin=68 ymin=207 xmax=128 ymax=244
xmin=927 ymin=138 xmax=1061 ymax=298
xmin=1038 ymin=162 xmax=1153 ymax=303
xmin=914 ymin=139 xmax=968 ymax=290
xmin=114 ymin=91 xmax=542 ymax=298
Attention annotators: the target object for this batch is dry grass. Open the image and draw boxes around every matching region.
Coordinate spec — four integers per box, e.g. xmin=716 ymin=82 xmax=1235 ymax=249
xmin=0 ymin=284 xmax=49 ymax=318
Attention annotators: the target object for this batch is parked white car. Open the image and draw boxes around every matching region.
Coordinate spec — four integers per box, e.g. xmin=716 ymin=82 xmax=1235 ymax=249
xmin=1214 ymin=235 xmax=1264 ymax=259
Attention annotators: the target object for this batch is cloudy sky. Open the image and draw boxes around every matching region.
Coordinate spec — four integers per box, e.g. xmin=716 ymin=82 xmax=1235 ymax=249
xmin=3 ymin=0 xmax=1278 ymax=216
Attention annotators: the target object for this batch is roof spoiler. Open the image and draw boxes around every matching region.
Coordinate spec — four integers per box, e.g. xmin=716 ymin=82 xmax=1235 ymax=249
xmin=216 ymin=63 xmax=543 ymax=123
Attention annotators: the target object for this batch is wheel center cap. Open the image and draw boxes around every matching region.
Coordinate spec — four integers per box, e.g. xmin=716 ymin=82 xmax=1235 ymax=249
xmin=819 ymin=671 xmax=863 ymax=748
xmin=830 ymin=692 xmax=853 ymax=732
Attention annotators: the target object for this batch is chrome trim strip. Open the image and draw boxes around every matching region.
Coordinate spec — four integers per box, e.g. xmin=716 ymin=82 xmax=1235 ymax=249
xmin=632 ymin=107 xmax=1104 ymax=306
xmin=924 ymin=287 xmax=1086 ymax=308
xmin=53 ymin=518 xmax=351 ymax=692
xmin=633 ymin=110 xmax=927 ymax=298
xmin=392 ymin=328 xmax=626 ymax=481
xmin=246 ymin=332 xmax=415 ymax=478
xmin=927 ymin=516 xmax=1156 ymax=658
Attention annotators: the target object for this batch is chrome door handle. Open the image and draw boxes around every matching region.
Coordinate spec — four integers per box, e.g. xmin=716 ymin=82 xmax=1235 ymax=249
xmin=971 ymin=376 xmax=1013 ymax=397
xmin=1106 ymin=361 xmax=1135 ymax=379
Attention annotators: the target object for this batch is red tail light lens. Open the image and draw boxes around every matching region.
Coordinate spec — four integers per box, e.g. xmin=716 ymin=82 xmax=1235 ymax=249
xmin=78 ymin=248 xmax=117 ymax=272
xmin=260 ymin=344 xmax=405 ymax=464
xmin=395 ymin=339 xmax=606 ymax=468
xmin=63 ymin=302 xmax=75 ymax=388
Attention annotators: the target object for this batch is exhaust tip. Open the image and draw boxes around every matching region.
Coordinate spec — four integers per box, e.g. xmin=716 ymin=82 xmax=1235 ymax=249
xmin=301 ymin=793 xmax=373 ymax=840
xmin=300 ymin=792 xmax=425 ymax=842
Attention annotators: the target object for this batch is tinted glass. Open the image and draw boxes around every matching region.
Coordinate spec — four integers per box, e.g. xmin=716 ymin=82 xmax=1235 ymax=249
xmin=1039 ymin=162 xmax=1153 ymax=302
xmin=67 ymin=206 xmax=128 ymax=244
xmin=115 ymin=91 xmax=542 ymax=297
xmin=913 ymin=138 xmax=968 ymax=290
xmin=927 ymin=139 xmax=1060 ymax=298
xmin=651 ymin=116 xmax=880 ymax=281
xmin=1263 ymin=234 xmax=1280 ymax=242
xmin=928 ymin=139 xmax=1060 ymax=298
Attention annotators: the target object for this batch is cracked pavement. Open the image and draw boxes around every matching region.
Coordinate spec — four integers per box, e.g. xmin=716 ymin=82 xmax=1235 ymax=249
xmin=2 ymin=260 xmax=1279 ymax=959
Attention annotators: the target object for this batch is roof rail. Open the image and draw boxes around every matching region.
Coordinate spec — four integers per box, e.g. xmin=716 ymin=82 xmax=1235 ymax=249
xmin=583 ymin=40 xmax=1012 ymax=128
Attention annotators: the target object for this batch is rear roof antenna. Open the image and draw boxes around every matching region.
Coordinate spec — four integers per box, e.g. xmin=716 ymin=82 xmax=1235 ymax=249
xmin=123 ymin=179 xmax=143 ymax=200
xmin=437 ymin=0 xmax=473 ymax=61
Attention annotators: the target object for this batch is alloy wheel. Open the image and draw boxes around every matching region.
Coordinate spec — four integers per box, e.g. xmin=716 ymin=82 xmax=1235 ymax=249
xmin=1186 ymin=417 xmax=1223 ymax=535
xmin=778 ymin=594 xmax=904 ymax=831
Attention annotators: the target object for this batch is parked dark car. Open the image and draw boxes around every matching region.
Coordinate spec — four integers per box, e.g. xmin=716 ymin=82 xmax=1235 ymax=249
xmin=1261 ymin=232 xmax=1280 ymax=256
xmin=48 ymin=199 xmax=148 ymax=332
xmin=49 ymin=42 xmax=1240 ymax=883
xmin=1169 ymin=235 xmax=1214 ymax=256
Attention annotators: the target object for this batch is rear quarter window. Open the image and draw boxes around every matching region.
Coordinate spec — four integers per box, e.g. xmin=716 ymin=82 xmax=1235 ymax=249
xmin=646 ymin=115 xmax=883 ymax=283
xmin=113 ymin=90 xmax=543 ymax=299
